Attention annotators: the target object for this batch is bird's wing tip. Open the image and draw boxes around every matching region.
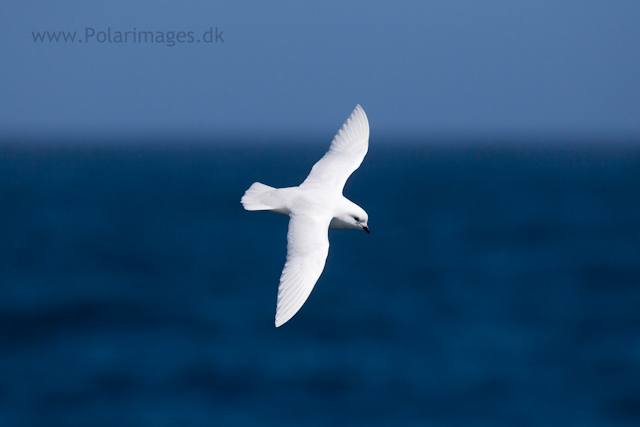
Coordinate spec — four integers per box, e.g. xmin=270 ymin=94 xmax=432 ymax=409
xmin=275 ymin=313 xmax=291 ymax=328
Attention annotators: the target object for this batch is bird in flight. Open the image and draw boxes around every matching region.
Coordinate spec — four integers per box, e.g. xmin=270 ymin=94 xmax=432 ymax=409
xmin=241 ymin=105 xmax=370 ymax=327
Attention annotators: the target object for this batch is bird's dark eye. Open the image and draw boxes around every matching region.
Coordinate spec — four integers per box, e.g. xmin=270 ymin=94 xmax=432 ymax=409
xmin=354 ymin=216 xmax=360 ymax=221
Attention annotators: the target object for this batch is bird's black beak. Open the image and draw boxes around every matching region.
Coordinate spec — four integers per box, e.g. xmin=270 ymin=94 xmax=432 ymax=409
xmin=363 ymin=225 xmax=370 ymax=234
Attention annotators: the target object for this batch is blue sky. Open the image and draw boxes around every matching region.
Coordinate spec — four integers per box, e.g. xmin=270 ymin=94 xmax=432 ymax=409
xmin=2 ymin=1 xmax=639 ymax=141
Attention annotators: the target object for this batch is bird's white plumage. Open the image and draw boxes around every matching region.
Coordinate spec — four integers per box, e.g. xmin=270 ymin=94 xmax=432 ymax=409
xmin=301 ymin=104 xmax=369 ymax=192
xmin=275 ymin=214 xmax=331 ymax=327
xmin=242 ymin=105 xmax=370 ymax=327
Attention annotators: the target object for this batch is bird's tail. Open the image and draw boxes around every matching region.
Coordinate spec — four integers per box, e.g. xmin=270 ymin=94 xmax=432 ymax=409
xmin=241 ymin=182 xmax=276 ymax=211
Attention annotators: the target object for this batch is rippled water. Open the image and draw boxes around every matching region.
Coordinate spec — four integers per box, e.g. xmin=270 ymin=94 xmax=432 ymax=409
xmin=1 ymin=140 xmax=639 ymax=426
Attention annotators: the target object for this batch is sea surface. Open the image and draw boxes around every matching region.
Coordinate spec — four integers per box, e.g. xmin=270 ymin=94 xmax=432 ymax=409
xmin=1 ymin=139 xmax=639 ymax=426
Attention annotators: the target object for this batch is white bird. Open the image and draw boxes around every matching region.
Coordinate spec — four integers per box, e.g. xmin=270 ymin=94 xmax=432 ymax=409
xmin=241 ymin=105 xmax=370 ymax=327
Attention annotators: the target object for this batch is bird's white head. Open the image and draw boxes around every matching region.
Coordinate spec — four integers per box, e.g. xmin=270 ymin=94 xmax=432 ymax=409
xmin=329 ymin=201 xmax=370 ymax=234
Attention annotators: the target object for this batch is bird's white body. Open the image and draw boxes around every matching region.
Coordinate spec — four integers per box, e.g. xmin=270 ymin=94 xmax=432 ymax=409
xmin=245 ymin=185 xmax=365 ymax=229
xmin=241 ymin=105 xmax=370 ymax=327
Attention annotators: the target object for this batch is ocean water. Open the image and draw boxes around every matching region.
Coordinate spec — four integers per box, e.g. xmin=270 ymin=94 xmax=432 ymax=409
xmin=1 ymin=140 xmax=639 ymax=426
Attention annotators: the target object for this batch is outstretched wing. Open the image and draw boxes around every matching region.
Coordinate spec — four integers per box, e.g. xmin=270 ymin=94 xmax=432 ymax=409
xmin=300 ymin=105 xmax=369 ymax=193
xmin=275 ymin=214 xmax=331 ymax=327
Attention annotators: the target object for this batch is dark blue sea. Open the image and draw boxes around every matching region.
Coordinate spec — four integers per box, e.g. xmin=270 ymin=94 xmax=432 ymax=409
xmin=1 ymin=139 xmax=639 ymax=426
